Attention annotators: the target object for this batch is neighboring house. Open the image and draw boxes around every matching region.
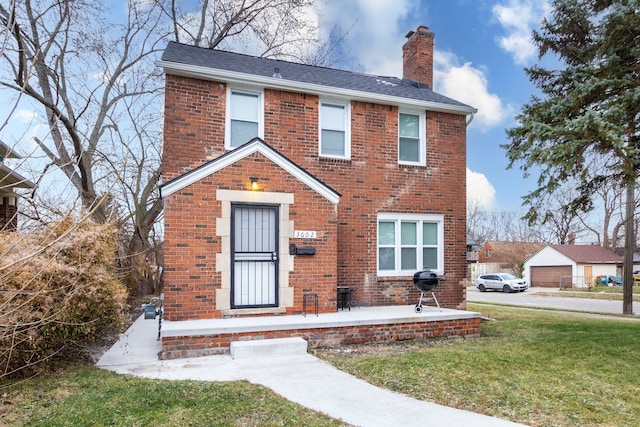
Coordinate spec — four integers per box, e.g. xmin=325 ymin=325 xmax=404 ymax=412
xmin=474 ymin=241 xmax=544 ymax=279
xmin=466 ymin=237 xmax=479 ymax=261
xmin=0 ymin=142 xmax=34 ymax=231
xmin=523 ymin=244 xmax=623 ymax=288
xmin=158 ymin=26 xmax=478 ymax=357
xmin=466 ymin=236 xmax=479 ymax=281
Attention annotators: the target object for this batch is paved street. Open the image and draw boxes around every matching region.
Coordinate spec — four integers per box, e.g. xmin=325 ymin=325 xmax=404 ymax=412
xmin=467 ymin=286 xmax=640 ymax=317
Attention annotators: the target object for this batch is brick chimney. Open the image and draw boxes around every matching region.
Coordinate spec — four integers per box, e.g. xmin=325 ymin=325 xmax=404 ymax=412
xmin=402 ymin=26 xmax=434 ymax=90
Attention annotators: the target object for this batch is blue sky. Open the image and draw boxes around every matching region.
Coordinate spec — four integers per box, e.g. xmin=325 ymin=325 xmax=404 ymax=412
xmin=1 ymin=0 xmax=552 ymax=213
xmin=314 ymin=0 xmax=553 ymax=212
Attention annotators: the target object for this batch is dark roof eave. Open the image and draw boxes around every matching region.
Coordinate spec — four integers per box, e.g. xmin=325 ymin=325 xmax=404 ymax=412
xmin=157 ymin=60 xmax=478 ymax=116
xmin=0 ymin=164 xmax=35 ymax=189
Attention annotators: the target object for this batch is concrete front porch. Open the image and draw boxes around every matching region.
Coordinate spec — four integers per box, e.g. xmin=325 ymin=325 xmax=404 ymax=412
xmin=160 ymin=305 xmax=481 ymax=359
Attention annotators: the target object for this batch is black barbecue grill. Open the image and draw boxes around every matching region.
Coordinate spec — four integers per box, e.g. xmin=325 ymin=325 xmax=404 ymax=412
xmin=412 ymin=269 xmax=441 ymax=313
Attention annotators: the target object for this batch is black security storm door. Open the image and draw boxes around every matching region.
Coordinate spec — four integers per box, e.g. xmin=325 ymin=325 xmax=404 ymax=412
xmin=231 ymin=204 xmax=279 ymax=308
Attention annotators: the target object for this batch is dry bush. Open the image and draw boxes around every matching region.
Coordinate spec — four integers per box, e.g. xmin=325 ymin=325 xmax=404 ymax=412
xmin=0 ymin=216 xmax=127 ymax=378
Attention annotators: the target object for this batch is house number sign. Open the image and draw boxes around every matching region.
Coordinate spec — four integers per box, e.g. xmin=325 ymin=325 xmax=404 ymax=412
xmin=294 ymin=230 xmax=317 ymax=239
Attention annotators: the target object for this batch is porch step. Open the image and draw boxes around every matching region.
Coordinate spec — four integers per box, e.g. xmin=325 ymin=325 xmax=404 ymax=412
xmin=230 ymin=337 xmax=308 ymax=360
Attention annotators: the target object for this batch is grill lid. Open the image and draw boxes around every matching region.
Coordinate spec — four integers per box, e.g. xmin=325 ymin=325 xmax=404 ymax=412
xmin=413 ymin=268 xmax=438 ymax=283
xmin=413 ymin=268 xmax=439 ymax=290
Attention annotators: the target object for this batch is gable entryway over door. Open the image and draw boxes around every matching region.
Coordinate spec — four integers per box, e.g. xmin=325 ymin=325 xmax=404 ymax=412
xmin=231 ymin=204 xmax=279 ymax=308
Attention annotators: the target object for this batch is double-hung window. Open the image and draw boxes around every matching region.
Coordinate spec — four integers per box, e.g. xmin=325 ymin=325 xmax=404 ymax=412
xmin=398 ymin=111 xmax=426 ymax=165
xmin=319 ymin=100 xmax=350 ymax=159
xmin=377 ymin=213 xmax=443 ymax=276
xmin=226 ymin=88 xmax=263 ymax=149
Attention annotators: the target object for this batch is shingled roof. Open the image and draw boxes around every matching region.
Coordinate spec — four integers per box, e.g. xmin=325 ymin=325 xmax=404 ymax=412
xmin=158 ymin=42 xmax=476 ymax=115
xmin=549 ymin=244 xmax=622 ymax=264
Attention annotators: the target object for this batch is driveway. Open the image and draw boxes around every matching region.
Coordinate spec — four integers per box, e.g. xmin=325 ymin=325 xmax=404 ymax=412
xmin=467 ymin=287 xmax=640 ymax=316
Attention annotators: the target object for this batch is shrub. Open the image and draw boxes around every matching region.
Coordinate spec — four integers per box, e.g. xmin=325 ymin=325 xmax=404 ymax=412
xmin=0 ymin=216 xmax=127 ymax=378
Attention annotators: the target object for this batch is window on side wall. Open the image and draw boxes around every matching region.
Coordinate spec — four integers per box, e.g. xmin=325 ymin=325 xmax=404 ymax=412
xmin=226 ymin=88 xmax=263 ymax=149
xmin=319 ymin=101 xmax=350 ymax=159
xmin=377 ymin=213 xmax=443 ymax=276
xmin=398 ymin=111 xmax=425 ymax=165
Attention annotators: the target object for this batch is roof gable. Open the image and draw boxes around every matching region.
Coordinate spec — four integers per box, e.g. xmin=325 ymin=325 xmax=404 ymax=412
xmin=158 ymin=42 xmax=476 ymax=115
xmin=479 ymin=241 xmax=544 ymax=263
xmin=160 ymin=138 xmax=340 ymax=204
xmin=548 ymin=244 xmax=622 ymax=264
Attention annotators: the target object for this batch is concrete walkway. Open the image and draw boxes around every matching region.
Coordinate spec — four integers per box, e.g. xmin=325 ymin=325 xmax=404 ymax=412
xmin=98 ymin=315 xmax=526 ymax=427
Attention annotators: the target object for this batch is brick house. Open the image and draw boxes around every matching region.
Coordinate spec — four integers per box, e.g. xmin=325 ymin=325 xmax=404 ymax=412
xmin=158 ymin=26 xmax=478 ymax=356
xmin=473 ymin=241 xmax=544 ymax=279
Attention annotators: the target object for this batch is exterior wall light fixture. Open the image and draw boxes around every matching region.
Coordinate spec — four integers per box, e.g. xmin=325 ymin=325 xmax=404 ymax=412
xmin=250 ymin=177 xmax=259 ymax=191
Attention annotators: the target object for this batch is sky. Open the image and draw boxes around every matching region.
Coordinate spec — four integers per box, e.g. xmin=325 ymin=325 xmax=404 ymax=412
xmin=313 ymin=0 xmax=553 ymax=212
xmin=1 ymin=0 xmax=553 ymax=214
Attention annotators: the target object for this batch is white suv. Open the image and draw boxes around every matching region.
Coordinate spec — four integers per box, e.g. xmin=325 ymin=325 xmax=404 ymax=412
xmin=476 ymin=273 xmax=528 ymax=293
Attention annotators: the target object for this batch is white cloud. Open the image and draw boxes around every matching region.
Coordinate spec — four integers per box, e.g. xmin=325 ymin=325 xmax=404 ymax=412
xmin=434 ymin=51 xmax=512 ymax=132
xmin=317 ymin=0 xmax=414 ymax=75
xmin=493 ymin=0 xmax=551 ymax=64
xmin=314 ymin=1 xmax=512 ymax=132
xmin=316 ymin=1 xmax=510 ymax=131
xmin=467 ymin=168 xmax=497 ymax=210
xmin=16 ymin=109 xmax=38 ymax=123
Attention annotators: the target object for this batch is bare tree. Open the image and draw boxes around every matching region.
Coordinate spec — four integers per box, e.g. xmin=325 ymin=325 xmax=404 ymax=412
xmin=155 ymin=0 xmax=345 ymax=66
xmin=577 ymin=179 xmax=625 ymax=249
xmin=527 ymin=183 xmax=586 ymax=244
xmin=1 ymin=0 xmax=339 ymax=295
xmin=467 ymin=200 xmax=500 ymax=249
xmin=467 ymin=201 xmax=542 ymax=248
xmin=0 ymin=0 xmax=167 ymax=293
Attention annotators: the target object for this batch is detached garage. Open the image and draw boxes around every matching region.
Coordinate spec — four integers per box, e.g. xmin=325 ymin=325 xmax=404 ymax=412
xmin=530 ymin=265 xmax=572 ymax=288
xmin=524 ymin=245 xmax=622 ymax=288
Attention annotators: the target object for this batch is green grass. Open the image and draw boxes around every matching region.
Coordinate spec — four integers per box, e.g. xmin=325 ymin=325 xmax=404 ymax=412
xmin=3 ymin=308 xmax=639 ymax=427
xmin=0 ymin=366 xmax=346 ymax=426
xmin=537 ymin=286 xmax=640 ymax=301
xmin=316 ymin=304 xmax=640 ymax=427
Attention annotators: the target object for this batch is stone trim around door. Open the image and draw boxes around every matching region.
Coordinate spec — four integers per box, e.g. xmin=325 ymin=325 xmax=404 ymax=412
xmin=215 ymin=189 xmax=295 ymax=313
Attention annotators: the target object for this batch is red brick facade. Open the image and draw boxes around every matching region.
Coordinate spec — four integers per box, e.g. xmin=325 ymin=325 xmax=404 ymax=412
xmin=161 ymin=316 xmax=481 ymax=360
xmin=403 ymin=26 xmax=435 ymax=89
xmin=163 ymin=151 xmax=339 ymax=320
xmin=162 ymin=79 xmax=468 ymax=319
xmin=161 ymin=26 xmax=470 ymax=323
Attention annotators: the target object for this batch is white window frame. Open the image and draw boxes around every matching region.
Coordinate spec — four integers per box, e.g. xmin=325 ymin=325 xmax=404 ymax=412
xmin=398 ymin=110 xmax=426 ymax=166
xmin=377 ymin=213 xmax=444 ymax=276
xmin=225 ymin=87 xmax=264 ymax=150
xmin=319 ymin=100 xmax=351 ymax=160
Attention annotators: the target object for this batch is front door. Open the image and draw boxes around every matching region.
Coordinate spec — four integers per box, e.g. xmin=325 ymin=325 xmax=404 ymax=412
xmin=583 ymin=265 xmax=593 ymax=287
xmin=231 ymin=204 xmax=279 ymax=308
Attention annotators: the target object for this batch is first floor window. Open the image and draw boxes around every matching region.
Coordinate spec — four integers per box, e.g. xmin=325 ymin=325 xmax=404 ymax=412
xmin=377 ymin=213 xmax=443 ymax=276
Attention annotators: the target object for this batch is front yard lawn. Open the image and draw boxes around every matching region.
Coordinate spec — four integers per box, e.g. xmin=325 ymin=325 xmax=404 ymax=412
xmin=0 ymin=367 xmax=345 ymax=426
xmin=543 ymin=286 xmax=640 ymax=301
xmin=3 ymin=305 xmax=638 ymax=426
xmin=316 ymin=304 xmax=640 ymax=427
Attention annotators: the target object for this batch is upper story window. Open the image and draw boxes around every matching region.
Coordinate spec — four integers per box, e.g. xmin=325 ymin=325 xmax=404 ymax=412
xmin=319 ymin=100 xmax=350 ymax=159
xmin=226 ymin=88 xmax=263 ymax=149
xmin=398 ymin=111 xmax=426 ymax=165
xmin=377 ymin=213 xmax=444 ymax=276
